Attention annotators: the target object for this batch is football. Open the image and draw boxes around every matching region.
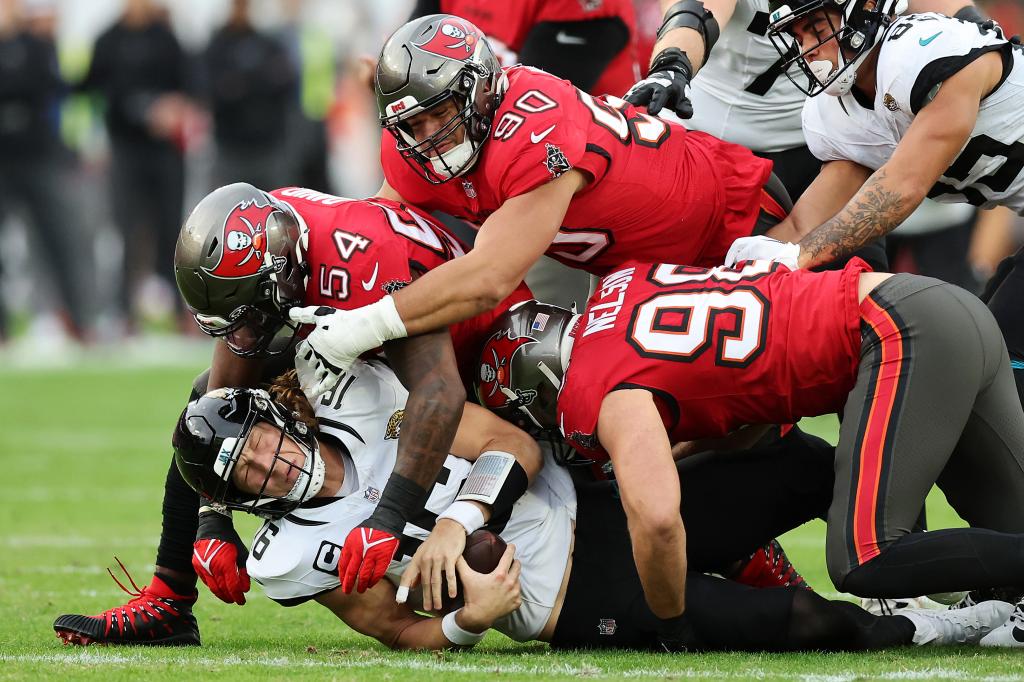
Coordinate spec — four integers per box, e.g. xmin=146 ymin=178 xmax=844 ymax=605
xmin=462 ymin=529 xmax=507 ymax=574
xmin=439 ymin=530 xmax=508 ymax=611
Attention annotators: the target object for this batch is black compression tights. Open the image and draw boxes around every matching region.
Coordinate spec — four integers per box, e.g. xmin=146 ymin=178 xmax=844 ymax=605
xmin=684 ymin=574 xmax=916 ymax=651
xmin=153 ymin=459 xmax=201 ymax=575
xmin=153 ymin=382 xmax=205 ymax=577
xmin=838 ymin=529 xmax=1024 ymax=598
xmin=981 ymin=246 xmax=1024 ymax=406
xmin=786 ymin=592 xmax=916 ymax=651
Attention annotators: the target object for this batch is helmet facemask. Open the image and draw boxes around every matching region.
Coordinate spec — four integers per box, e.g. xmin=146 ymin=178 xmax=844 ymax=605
xmin=194 ymin=298 xmax=300 ymax=358
xmin=176 ymin=389 xmax=325 ymax=519
xmin=768 ymin=0 xmax=907 ymax=97
xmin=383 ymin=67 xmax=496 ymax=183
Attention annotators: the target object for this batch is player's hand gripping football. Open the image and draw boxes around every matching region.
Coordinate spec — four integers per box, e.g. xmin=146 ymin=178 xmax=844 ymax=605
xmin=456 ymin=544 xmax=522 ymax=632
xmin=397 ymin=518 xmax=468 ymax=611
xmin=289 ymin=298 xmax=408 ymax=399
xmin=725 ymin=235 xmax=801 ymax=270
xmin=624 ymin=48 xmax=696 ymax=118
xmin=192 ymin=507 xmax=250 ymax=605
xmin=338 ymin=525 xmax=401 ymax=594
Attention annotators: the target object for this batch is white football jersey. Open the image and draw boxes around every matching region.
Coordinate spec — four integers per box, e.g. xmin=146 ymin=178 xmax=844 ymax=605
xmin=687 ymin=0 xmax=806 ymax=152
xmin=803 ymin=14 xmax=1024 ymax=213
xmin=246 ymin=359 xmax=576 ymax=642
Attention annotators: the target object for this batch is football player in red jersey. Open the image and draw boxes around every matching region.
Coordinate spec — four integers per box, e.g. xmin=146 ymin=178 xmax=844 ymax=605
xmin=53 ymin=183 xmax=531 ymax=646
xmin=285 ymin=14 xmax=789 ymax=397
xmin=489 ymin=261 xmax=1024 ymax=631
xmin=411 ymin=0 xmax=641 ymax=98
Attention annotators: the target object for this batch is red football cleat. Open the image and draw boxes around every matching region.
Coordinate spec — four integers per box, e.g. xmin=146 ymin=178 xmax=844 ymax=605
xmin=53 ymin=558 xmax=200 ymax=646
xmin=732 ymin=539 xmax=812 ymax=590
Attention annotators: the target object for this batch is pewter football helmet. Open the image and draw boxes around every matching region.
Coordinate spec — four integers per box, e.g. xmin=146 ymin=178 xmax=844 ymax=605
xmin=376 ymin=14 xmax=502 ymax=182
xmin=174 ymin=183 xmax=307 ymax=357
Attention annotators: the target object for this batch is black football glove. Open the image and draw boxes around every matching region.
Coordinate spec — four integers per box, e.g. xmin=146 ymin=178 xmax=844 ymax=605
xmin=656 ymin=612 xmax=701 ymax=653
xmin=624 ymin=48 xmax=695 ymax=119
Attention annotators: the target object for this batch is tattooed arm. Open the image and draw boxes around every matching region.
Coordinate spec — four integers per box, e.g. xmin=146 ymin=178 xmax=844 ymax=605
xmin=383 ymin=329 xmax=466 ymax=490
xmin=765 ymin=160 xmax=870 ymax=244
xmin=795 ymin=167 xmax=911 ymax=269
xmin=794 ymin=53 xmax=1001 ymax=269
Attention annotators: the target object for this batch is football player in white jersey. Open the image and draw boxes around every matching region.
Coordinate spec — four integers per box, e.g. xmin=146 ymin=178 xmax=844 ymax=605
xmin=726 ymin=0 xmax=1024 ymax=420
xmin=741 ymin=2 xmax=1022 ymax=263
xmin=170 ymin=360 xmax=1013 ymax=650
xmin=627 ymin=0 xmax=975 ymax=205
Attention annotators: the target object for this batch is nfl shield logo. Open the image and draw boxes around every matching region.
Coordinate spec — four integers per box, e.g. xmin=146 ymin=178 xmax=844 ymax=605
xmin=597 ymin=618 xmax=617 ymax=636
xmin=363 ymin=487 xmax=381 ymax=502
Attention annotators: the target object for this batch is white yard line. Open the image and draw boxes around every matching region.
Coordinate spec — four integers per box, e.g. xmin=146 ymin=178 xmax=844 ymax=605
xmin=0 ymin=535 xmax=156 ymax=548
xmin=5 ymin=652 xmax=1023 ymax=681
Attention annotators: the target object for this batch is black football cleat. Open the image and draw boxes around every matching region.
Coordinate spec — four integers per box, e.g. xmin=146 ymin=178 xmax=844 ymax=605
xmin=54 ymin=558 xmax=200 ymax=646
xmin=732 ymin=538 xmax=812 ymax=590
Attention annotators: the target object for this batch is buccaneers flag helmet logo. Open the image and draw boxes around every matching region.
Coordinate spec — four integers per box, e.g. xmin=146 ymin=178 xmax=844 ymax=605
xmin=413 ymin=17 xmax=481 ymax=61
xmin=205 ymin=200 xmax=278 ymax=278
xmin=478 ymin=330 xmax=537 ymax=410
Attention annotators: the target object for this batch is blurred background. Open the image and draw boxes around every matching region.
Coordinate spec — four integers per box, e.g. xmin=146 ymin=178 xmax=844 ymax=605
xmin=0 ymin=0 xmax=1022 ymax=368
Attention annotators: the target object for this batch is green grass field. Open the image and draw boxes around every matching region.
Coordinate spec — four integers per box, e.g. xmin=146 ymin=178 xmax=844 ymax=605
xmin=1 ymin=356 xmax=1021 ymax=680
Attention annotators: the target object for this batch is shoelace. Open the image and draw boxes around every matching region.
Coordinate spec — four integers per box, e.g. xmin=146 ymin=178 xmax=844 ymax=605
xmin=97 ymin=557 xmax=181 ymax=636
xmin=766 ymin=542 xmax=805 ymax=586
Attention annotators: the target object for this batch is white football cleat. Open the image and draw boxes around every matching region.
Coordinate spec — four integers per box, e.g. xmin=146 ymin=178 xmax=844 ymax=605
xmin=980 ymin=599 xmax=1024 ymax=647
xmin=860 ymin=596 xmax=934 ymax=616
xmin=902 ymin=600 xmax=1014 ymax=645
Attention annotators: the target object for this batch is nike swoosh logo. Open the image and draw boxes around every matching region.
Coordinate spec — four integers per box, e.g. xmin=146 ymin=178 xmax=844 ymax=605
xmin=555 ymin=31 xmax=586 ymax=45
xmin=919 ymin=31 xmax=943 ymax=46
xmin=359 ymin=528 xmax=395 ymax=558
xmin=194 ymin=542 xmax=224 ymax=575
xmin=531 ymin=124 xmax=556 ymax=144
xmin=361 ymin=262 xmax=379 ymax=291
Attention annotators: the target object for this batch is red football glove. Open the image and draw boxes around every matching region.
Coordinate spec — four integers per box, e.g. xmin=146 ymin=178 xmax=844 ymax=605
xmin=193 ymin=508 xmax=250 ymax=605
xmin=193 ymin=537 xmax=251 ymax=605
xmin=338 ymin=526 xmax=400 ymax=593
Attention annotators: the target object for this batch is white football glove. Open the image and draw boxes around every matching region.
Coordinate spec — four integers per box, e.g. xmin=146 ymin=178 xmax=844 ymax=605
xmin=288 ymin=298 xmax=407 ymax=399
xmin=725 ymin=235 xmax=801 ymax=270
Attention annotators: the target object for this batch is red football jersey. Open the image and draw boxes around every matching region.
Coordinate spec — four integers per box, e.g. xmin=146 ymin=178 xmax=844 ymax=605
xmin=271 ymin=187 xmax=531 ymax=383
xmin=440 ymin=0 xmax=640 ymax=96
xmin=557 ymin=258 xmax=871 ymax=460
xmin=381 ymin=66 xmax=773 ymax=275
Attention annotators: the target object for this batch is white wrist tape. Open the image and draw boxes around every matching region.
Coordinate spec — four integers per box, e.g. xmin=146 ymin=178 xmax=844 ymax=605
xmin=442 ymin=610 xmax=486 ymax=646
xmin=456 ymin=451 xmax=516 ymax=506
xmin=371 ymin=295 xmax=408 ymax=341
xmin=437 ymin=501 xmax=486 ymax=534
